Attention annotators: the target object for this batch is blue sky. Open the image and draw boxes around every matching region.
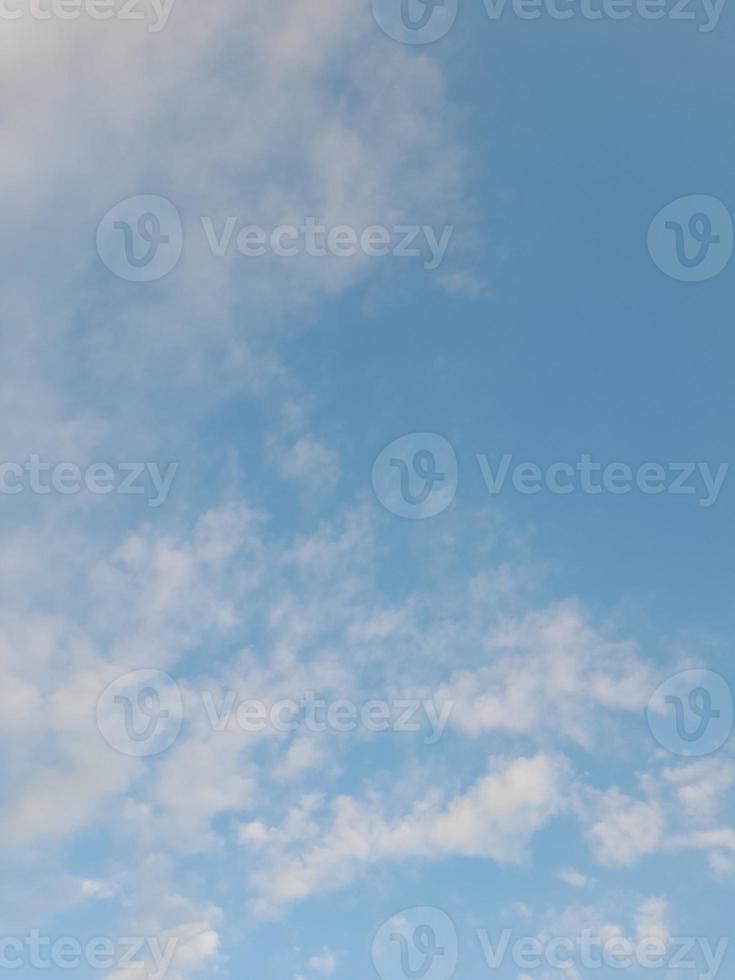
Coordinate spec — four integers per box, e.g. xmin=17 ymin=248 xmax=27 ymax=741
xmin=1 ymin=1 xmax=734 ymax=980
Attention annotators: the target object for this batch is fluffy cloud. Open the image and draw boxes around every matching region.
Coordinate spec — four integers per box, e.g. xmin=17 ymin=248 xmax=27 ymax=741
xmin=585 ymin=788 xmax=665 ymax=867
xmin=241 ymin=754 xmax=570 ymax=912
xmin=308 ymin=947 xmax=338 ymax=976
xmin=557 ymin=868 xmax=592 ymax=888
xmin=105 ymin=920 xmax=220 ymax=980
xmin=581 ymin=757 xmax=735 ymax=872
xmin=0 ymin=0 xmax=468 ymax=492
xmin=436 ymin=599 xmax=655 ymax=748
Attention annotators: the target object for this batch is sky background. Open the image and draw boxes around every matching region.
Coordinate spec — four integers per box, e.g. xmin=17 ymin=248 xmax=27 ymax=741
xmin=1 ymin=1 xmax=734 ymax=979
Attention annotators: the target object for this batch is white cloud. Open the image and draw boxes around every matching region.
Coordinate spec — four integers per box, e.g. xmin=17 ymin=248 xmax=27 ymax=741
xmin=511 ymin=901 xmax=534 ymax=918
xmin=80 ymin=878 xmax=117 ymax=900
xmin=273 ymin=438 xmax=340 ymax=490
xmin=0 ymin=0 xmax=469 ymax=489
xmin=579 ymin=756 xmax=735 ymax=872
xmin=557 ymin=868 xmax=592 ymax=888
xmin=436 ymin=599 xmax=655 ymax=748
xmin=585 ymin=788 xmax=664 ymax=867
xmin=105 ymin=920 xmax=219 ymax=980
xmin=634 ymin=897 xmax=669 ymax=944
xmin=677 ymin=827 xmax=735 ymax=875
xmin=662 ymin=758 xmax=735 ymax=825
xmin=308 ymin=947 xmax=338 ymax=976
xmin=538 ymin=895 xmax=670 ymax=966
xmin=242 ymin=754 xmax=570 ymax=911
